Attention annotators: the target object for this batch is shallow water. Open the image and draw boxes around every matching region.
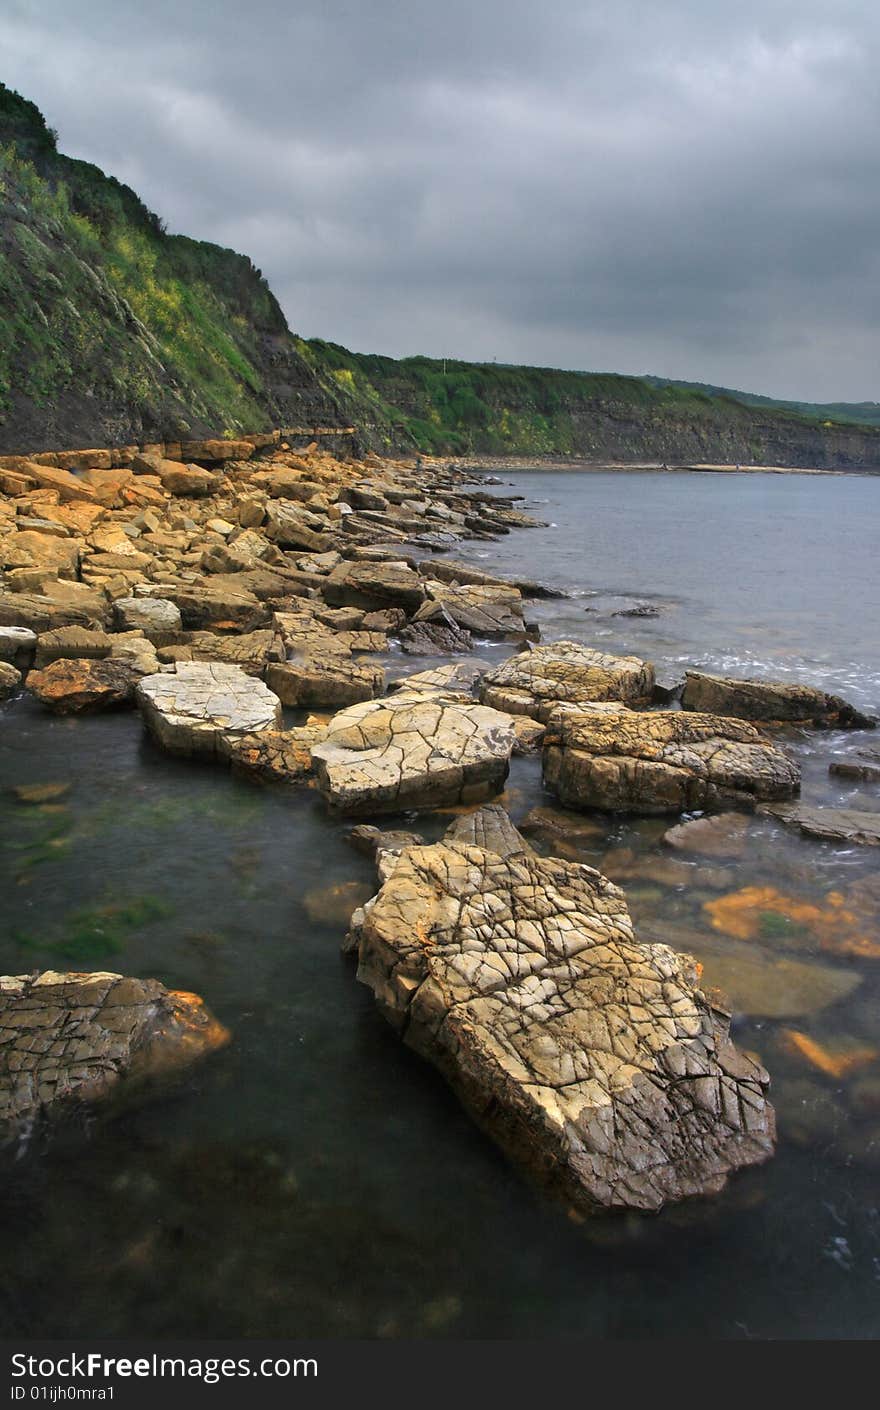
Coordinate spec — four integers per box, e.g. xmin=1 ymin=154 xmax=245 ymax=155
xmin=1 ymin=469 xmax=879 ymax=1339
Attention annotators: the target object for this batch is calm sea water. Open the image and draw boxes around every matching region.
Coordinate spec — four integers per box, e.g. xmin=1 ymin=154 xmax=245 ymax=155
xmin=1 ymin=469 xmax=879 ymax=1340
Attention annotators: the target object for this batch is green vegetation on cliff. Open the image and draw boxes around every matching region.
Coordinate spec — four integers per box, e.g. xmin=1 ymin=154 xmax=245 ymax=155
xmin=2 ymin=80 xmax=879 ymax=468
xmin=0 ymin=82 xmax=350 ymax=450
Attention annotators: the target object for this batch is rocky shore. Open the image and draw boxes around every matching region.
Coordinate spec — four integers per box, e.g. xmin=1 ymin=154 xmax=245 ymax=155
xmin=1 ymin=431 xmax=877 ymax=1213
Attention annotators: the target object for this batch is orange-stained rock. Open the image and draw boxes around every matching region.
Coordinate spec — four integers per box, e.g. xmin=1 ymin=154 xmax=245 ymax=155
xmin=780 ymin=1030 xmax=879 ymax=1080
xmin=704 ymin=884 xmax=880 ymax=959
xmin=15 ymin=462 xmax=99 ymax=503
xmin=27 ymin=657 xmax=140 ymax=713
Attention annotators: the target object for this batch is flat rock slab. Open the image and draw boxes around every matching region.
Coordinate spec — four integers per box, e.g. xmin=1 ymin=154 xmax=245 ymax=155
xmin=0 ymin=971 xmax=228 ymax=1138
xmin=311 ymin=692 xmax=516 ymax=814
xmin=137 ymin=662 xmax=281 ymax=757
xmin=682 ymin=671 xmax=876 ymax=729
xmin=480 ymin=641 xmax=655 ymax=721
xmin=351 ymin=814 xmax=775 ymax=1213
xmin=390 ymin=660 xmax=491 ymax=696
xmin=543 ymin=704 xmax=800 ymax=814
xmin=762 ymin=804 xmax=880 ymax=847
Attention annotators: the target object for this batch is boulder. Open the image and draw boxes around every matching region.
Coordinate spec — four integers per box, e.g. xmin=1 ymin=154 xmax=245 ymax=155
xmin=321 ymin=561 xmax=427 ymax=614
xmin=0 ymin=971 xmax=228 ymax=1139
xmin=27 ymin=657 xmax=141 ymax=713
xmin=12 ymin=461 xmax=99 ymax=503
xmin=137 ymin=662 xmax=282 ymax=757
xmin=135 ymin=583 xmax=268 ymax=633
xmin=311 ymin=692 xmax=517 ymax=814
xmin=543 ymin=704 xmax=800 ymax=814
xmin=480 ymin=641 xmax=655 ymax=721
xmin=0 ymin=586 xmax=110 ymax=633
xmin=681 ymin=671 xmax=876 ymax=729
xmin=265 ymin=500 xmax=334 ymax=552
xmin=0 ymin=661 xmax=21 ymax=700
xmin=416 ymin=581 xmax=526 ymax=641
xmin=113 ymin=596 xmax=183 ymax=643
xmin=265 ymin=659 xmax=384 ymax=709
xmin=761 ymin=804 xmax=880 ymax=847
xmin=350 ymin=811 xmax=775 ymax=1213
xmin=0 ymin=626 xmax=36 ymax=669
xmin=3 ymin=530 xmax=81 ymax=579
xmin=155 ymin=460 xmax=221 ymax=497
xmin=159 ymin=629 xmax=277 ymax=677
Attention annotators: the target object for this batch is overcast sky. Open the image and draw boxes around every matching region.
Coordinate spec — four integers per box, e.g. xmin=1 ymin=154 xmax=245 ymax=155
xmin=2 ymin=0 xmax=879 ymax=401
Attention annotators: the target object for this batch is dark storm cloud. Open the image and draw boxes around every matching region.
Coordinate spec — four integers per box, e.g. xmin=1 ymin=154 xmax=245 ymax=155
xmin=2 ymin=0 xmax=879 ymax=398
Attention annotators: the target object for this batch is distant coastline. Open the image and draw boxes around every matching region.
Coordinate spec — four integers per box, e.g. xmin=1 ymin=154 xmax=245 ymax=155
xmin=454 ymin=455 xmax=868 ymax=476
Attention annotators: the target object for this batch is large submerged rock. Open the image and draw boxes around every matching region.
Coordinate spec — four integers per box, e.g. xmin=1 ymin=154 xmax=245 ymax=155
xmin=761 ymin=804 xmax=880 ymax=847
xmin=0 ymin=971 xmax=228 ymax=1139
xmin=311 ymin=692 xmax=516 ymax=814
xmin=480 ymin=641 xmax=655 ymax=721
xmin=137 ymin=661 xmax=281 ymax=756
xmin=681 ymin=671 xmax=876 ymax=729
xmin=543 ymin=704 xmax=800 ymax=814
xmin=350 ymin=809 xmax=775 ymax=1213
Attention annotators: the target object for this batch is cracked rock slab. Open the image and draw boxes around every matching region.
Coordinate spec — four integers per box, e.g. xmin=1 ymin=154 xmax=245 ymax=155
xmin=480 ymin=641 xmax=655 ymax=721
xmin=311 ymin=692 xmax=517 ymax=814
xmin=350 ymin=814 xmax=775 ymax=1213
xmin=543 ymin=704 xmax=800 ymax=814
xmin=682 ymin=671 xmax=876 ymax=729
xmin=0 ymin=971 xmax=228 ymax=1139
xmin=137 ymin=661 xmax=281 ymax=757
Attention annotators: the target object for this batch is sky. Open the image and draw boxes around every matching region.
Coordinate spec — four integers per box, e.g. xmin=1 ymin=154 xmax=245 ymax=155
xmin=2 ymin=0 xmax=879 ymax=402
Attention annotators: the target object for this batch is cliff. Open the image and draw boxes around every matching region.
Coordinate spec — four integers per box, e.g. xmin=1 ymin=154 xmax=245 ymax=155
xmin=2 ymin=81 xmax=880 ymax=469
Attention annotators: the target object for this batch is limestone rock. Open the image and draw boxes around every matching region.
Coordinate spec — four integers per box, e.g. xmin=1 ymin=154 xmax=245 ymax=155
xmin=311 ymin=692 xmax=516 ymax=814
xmin=265 ymin=500 xmax=334 ymax=551
xmin=390 ymin=660 xmax=490 ymax=696
xmin=217 ymin=724 xmax=324 ymax=783
xmin=137 ymin=662 xmax=281 ymax=757
xmin=0 ymin=661 xmax=21 ymax=700
xmin=0 ymin=971 xmax=228 ymax=1138
xmin=322 ymin=561 xmax=427 ymax=614
xmin=156 ymin=460 xmax=221 ymax=497
xmin=543 ymin=704 xmax=800 ymax=814
xmin=27 ymin=657 xmax=140 ymax=713
xmin=33 ymin=626 xmax=114 ymax=669
xmin=416 ymin=581 xmax=526 ymax=641
xmin=135 ymin=583 xmax=268 ymax=633
xmin=266 ymin=659 xmax=384 ymax=709
xmin=351 ymin=817 xmax=775 ymax=1213
xmin=113 ymin=596 xmax=183 ymax=643
xmin=159 ymin=629 xmax=277 ymax=677
xmin=480 ymin=641 xmax=655 ymax=721
xmin=681 ymin=671 xmax=876 ymax=729
xmin=399 ymin=618 xmax=474 ymax=655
